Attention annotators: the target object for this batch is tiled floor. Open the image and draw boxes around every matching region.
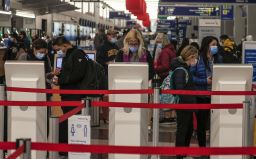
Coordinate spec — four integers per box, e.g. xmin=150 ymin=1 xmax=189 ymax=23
xmin=90 ymin=121 xmax=208 ymax=159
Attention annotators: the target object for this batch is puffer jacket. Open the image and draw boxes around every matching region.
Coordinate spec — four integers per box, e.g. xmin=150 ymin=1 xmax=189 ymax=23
xmin=170 ymin=57 xmax=196 ymax=104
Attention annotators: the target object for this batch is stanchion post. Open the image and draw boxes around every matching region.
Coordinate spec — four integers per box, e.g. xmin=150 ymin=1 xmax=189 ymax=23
xmin=82 ymin=98 xmax=91 ymax=116
xmin=243 ymin=101 xmax=251 ymax=149
xmin=0 ymin=84 xmax=5 ymax=159
xmin=16 ymin=138 xmax=31 ymax=159
xmin=48 ymin=117 xmax=59 ymax=159
xmin=151 ymin=74 xmax=161 ymax=159
xmin=24 ymin=139 xmax=31 ymax=159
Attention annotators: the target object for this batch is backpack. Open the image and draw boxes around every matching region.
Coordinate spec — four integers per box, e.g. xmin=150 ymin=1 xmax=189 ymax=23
xmin=160 ymin=67 xmax=189 ymax=106
xmin=79 ymin=54 xmax=108 ymax=97
xmin=221 ymin=45 xmax=241 ymax=64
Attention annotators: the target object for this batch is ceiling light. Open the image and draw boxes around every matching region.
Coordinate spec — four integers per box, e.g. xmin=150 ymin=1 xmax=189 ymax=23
xmin=0 ymin=11 xmax=11 ymax=15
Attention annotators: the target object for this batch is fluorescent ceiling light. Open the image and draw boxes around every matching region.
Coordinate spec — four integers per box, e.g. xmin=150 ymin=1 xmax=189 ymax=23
xmin=16 ymin=10 xmax=35 ymax=18
xmin=0 ymin=10 xmax=11 ymax=15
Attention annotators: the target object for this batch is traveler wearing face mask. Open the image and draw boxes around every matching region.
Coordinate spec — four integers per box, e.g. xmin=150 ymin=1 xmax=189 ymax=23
xmin=26 ymin=39 xmax=52 ymax=74
xmin=52 ymin=36 xmax=88 ymax=157
xmin=170 ymin=45 xmax=198 ymax=159
xmin=190 ymin=36 xmax=222 ymax=159
xmin=96 ymin=29 xmax=119 ymax=73
xmin=115 ymin=29 xmax=154 ymax=79
xmin=153 ymin=33 xmax=177 ymax=124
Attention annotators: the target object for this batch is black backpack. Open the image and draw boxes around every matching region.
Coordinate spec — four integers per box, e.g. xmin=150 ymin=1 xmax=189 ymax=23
xmin=220 ymin=46 xmax=241 ymax=64
xmin=79 ymin=54 xmax=108 ymax=97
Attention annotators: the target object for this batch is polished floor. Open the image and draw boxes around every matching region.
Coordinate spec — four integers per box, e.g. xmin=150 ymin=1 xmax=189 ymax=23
xmin=90 ymin=120 xmax=209 ymax=159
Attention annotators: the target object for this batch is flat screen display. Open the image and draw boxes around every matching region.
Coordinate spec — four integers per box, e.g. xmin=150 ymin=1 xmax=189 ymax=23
xmin=86 ymin=53 xmax=95 ymax=61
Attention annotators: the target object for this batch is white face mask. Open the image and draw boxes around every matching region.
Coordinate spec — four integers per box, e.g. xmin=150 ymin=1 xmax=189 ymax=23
xmin=57 ymin=50 xmax=65 ymax=57
xmin=35 ymin=52 xmax=45 ymax=60
xmin=190 ymin=58 xmax=198 ymax=67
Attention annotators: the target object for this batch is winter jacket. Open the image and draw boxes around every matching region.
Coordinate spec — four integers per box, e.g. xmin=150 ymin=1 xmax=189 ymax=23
xmin=154 ymin=44 xmax=176 ymax=79
xmin=170 ymin=57 xmax=196 ymax=104
xmin=190 ymin=55 xmax=222 ymax=91
xmin=58 ymin=47 xmax=88 ymax=99
xmin=115 ymin=49 xmax=154 ymax=80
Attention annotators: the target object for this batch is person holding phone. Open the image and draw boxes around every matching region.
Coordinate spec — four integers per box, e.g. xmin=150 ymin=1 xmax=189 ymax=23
xmin=190 ymin=36 xmax=223 ymax=159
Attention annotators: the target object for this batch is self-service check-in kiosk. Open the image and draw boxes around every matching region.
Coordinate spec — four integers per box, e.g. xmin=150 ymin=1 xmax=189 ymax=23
xmin=211 ymin=64 xmax=253 ymax=159
xmin=108 ymin=63 xmax=149 ymax=159
xmin=5 ymin=61 xmax=47 ymax=159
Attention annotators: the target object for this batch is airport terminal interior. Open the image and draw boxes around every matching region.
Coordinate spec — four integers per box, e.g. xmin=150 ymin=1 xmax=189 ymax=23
xmin=1 ymin=0 xmax=256 ymax=159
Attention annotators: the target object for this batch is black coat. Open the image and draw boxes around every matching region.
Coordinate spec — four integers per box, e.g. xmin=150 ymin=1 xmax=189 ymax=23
xmin=58 ymin=47 xmax=88 ymax=100
xmin=170 ymin=57 xmax=196 ymax=104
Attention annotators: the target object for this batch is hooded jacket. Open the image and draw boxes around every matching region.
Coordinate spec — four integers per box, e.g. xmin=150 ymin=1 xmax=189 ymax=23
xmin=170 ymin=57 xmax=196 ymax=104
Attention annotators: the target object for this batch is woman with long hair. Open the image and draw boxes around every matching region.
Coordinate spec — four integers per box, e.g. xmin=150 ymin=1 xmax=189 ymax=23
xmin=190 ymin=36 xmax=222 ymax=159
xmin=115 ymin=29 xmax=154 ymax=79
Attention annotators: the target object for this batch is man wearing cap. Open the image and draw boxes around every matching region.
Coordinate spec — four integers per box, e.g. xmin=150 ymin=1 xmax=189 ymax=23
xmin=96 ymin=29 xmax=119 ymax=73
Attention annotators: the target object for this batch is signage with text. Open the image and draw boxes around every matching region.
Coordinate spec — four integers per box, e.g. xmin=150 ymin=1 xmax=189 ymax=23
xmin=109 ymin=11 xmax=125 ymax=19
xmin=158 ymin=6 xmax=220 ymax=18
xmin=160 ymin=0 xmax=256 ymax=3
xmin=221 ymin=5 xmax=234 ymax=20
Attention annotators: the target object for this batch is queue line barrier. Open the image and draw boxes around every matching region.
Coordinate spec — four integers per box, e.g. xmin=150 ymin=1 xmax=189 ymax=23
xmin=2 ymin=141 xmax=256 ymax=156
xmin=0 ymin=100 xmax=243 ymax=110
xmin=6 ymin=86 xmax=256 ymax=96
xmin=6 ymin=145 xmax=24 ymax=159
xmin=0 ymin=99 xmax=243 ymax=125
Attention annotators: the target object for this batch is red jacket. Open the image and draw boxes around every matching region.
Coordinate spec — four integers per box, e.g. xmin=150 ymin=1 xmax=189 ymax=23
xmin=154 ymin=44 xmax=176 ymax=79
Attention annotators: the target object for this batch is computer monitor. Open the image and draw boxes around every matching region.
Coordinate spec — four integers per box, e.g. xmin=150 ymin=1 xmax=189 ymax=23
xmin=84 ymin=50 xmax=96 ymax=61
xmin=86 ymin=53 xmax=95 ymax=61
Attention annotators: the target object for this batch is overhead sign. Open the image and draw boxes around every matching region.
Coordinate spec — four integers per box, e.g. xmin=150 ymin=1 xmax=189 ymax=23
xmin=158 ymin=20 xmax=192 ymax=26
xmin=199 ymin=19 xmax=221 ymax=27
xmin=109 ymin=11 xmax=125 ymax=19
xmin=124 ymin=13 xmax=131 ymax=20
xmin=221 ymin=5 xmax=234 ymax=20
xmin=126 ymin=21 xmax=136 ymax=28
xmin=199 ymin=19 xmax=221 ymax=45
xmin=160 ymin=0 xmax=256 ymax=3
xmin=158 ymin=6 xmax=220 ymax=18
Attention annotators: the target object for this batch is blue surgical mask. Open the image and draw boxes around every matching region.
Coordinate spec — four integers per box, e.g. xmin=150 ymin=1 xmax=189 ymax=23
xmin=35 ymin=52 xmax=45 ymax=60
xmin=129 ymin=46 xmax=138 ymax=53
xmin=110 ymin=38 xmax=117 ymax=44
xmin=57 ymin=50 xmax=65 ymax=57
xmin=157 ymin=43 xmax=162 ymax=49
xmin=210 ymin=46 xmax=218 ymax=55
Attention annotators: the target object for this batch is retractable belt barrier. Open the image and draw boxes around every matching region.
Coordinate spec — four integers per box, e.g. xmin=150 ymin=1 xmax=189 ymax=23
xmin=91 ymin=101 xmax=243 ymax=109
xmin=7 ymin=86 xmax=256 ymax=95
xmin=0 ymin=100 xmax=243 ymax=110
xmin=1 ymin=142 xmax=256 ymax=156
xmin=1 ymin=87 xmax=256 ymax=157
xmin=6 ymin=145 xmax=24 ymax=159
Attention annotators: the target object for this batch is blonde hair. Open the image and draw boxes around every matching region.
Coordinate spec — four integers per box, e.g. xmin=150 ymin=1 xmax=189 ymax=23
xmin=155 ymin=33 xmax=170 ymax=47
xmin=123 ymin=29 xmax=145 ymax=58
xmin=180 ymin=45 xmax=198 ymax=61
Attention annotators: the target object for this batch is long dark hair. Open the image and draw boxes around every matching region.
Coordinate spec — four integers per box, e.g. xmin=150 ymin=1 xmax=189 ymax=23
xmin=200 ymin=36 xmax=219 ymax=71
